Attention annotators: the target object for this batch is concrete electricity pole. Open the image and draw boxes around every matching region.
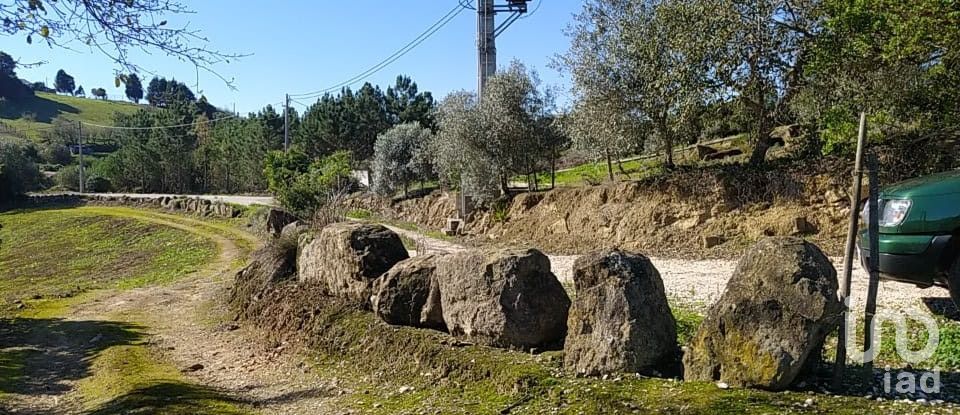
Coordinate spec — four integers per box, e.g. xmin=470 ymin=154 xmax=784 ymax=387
xmin=477 ymin=0 xmax=497 ymax=99
xmin=459 ymin=0 xmax=529 ymax=220
xmin=283 ymin=94 xmax=290 ymax=151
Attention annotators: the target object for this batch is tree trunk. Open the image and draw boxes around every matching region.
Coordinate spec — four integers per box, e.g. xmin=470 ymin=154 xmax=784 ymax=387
xmin=616 ymin=158 xmax=631 ymax=179
xmin=605 ymin=149 xmax=615 ymax=182
xmin=550 ymin=153 xmax=557 ymax=189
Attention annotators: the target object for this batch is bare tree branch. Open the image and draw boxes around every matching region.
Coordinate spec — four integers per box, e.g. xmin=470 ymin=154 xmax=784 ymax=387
xmin=0 ymin=0 xmax=246 ymax=88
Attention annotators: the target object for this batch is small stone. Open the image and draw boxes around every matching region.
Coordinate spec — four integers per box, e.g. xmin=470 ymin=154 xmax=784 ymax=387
xmin=716 ymin=382 xmax=729 ymax=390
xmin=183 ymin=363 xmax=205 ymax=372
xmin=804 ymin=398 xmax=814 ymax=407
xmin=398 ymin=385 xmax=414 ymax=394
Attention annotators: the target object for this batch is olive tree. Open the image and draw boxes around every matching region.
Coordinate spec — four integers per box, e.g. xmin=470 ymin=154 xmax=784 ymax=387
xmin=560 ymin=0 xmax=709 ymax=171
xmin=371 ymin=122 xmax=434 ymax=197
xmin=431 ymin=91 xmax=500 ymax=203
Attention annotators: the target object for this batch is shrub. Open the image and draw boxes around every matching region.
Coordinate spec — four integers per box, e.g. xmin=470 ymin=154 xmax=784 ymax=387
xmin=265 ymin=150 xmax=355 ymax=217
xmin=86 ymin=175 xmax=112 ymax=192
xmin=0 ymin=138 xmax=42 ymax=199
xmin=55 ymin=164 xmax=81 ymax=191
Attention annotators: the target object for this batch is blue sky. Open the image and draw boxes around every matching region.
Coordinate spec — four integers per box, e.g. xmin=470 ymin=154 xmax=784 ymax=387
xmin=4 ymin=0 xmax=581 ymax=114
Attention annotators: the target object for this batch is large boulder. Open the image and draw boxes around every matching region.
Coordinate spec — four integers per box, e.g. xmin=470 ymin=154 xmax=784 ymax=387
xmin=371 ymin=254 xmax=446 ymax=330
xmin=564 ymin=249 xmax=679 ymax=376
xmin=280 ymin=220 xmax=309 ymax=241
xmin=297 ymin=222 xmax=409 ymax=303
xmin=434 ymin=248 xmax=570 ymax=349
xmin=266 ymin=208 xmax=298 ymax=237
xmin=229 ymin=244 xmax=297 ymax=320
xmin=683 ymin=237 xmax=841 ymax=390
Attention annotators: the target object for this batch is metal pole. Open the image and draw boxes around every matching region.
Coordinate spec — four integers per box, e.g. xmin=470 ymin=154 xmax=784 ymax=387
xmin=863 ymin=153 xmax=881 ymax=380
xmin=284 ymin=94 xmax=290 ymax=151
xmin=832 ymin=111 xmax=868 ymax=389
xmin=78 ymin=121 xmax=85 ymax=194
xmin=478 ymin=0 xmax=496 ymax=99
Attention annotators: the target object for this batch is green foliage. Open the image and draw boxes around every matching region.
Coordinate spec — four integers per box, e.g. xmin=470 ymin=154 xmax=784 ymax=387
xmin=54 ymin=69 xmax=76 ymax=95
xmin=86 ymin=175 xmax=112 ymax=192
xmin=432 ymin=64 xmax=564 ymax=201
xmin=37 ymin=117 xmax=76 ymax=165
xmin=297 ymin=76 xmax=435 ymax=161
xmin=0 ymin=51 xmax=33 ymax=101
xmin=90 ymin=88 xmax=107 ymax=100
xmin=265 ymin=150 xmax=354 ymax=217
xmin=124 ymin=73 xmax=144 ymax=103
xmin=146 ymin=77 xmax=196 ymax=108
xmin=0 ymin=137 xmax=42 ymax=199
xmin=263 ymin=148 xmax=310 ymax=194
xmin=798 ymin=0 xmax=960 ymax=157
xmin=195 ymin=116 xmax=270 ymax=193
xmin=55 ymin=164 xmax=81 ymax=190
xmin=370 ymin=122 xmax=434 ymax=196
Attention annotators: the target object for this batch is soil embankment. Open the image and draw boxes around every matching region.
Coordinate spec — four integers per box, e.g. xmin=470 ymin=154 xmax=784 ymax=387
xmin=348 ymin=159 xmax=856 ymax=259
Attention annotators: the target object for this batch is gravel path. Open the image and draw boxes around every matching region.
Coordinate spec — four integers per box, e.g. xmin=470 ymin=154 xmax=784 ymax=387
xmin=32 ymin=191 xmax=276 ymax=206
xmin=386 ymin=225 xmax=952 ymax=315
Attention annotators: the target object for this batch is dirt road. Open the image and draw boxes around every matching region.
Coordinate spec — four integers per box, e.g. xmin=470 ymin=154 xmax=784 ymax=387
xmin=2 ymin=207 xmax=335 ymax=415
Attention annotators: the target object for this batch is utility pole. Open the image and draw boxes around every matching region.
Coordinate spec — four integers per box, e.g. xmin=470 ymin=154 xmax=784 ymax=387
xmin=284 ymin=94 xmax=290 ymax=151
xmin=477 ymin=0 xmax=496 ymax=99
xmin=77 ymin=121 xmax=85 ymax=194
xmin=458 ymin=0 xmax=529 ymax=220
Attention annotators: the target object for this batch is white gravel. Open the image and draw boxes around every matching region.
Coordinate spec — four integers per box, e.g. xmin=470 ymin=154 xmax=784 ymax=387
xmin=32 ymin=191 xmax=276 ymax=206
xmin=390 ymin=224 xmax=951 ymax=316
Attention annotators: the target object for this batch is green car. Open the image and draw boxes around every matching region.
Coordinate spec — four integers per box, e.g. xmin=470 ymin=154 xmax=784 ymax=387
xmin=858 ymin=169 xmax=960 ymax=304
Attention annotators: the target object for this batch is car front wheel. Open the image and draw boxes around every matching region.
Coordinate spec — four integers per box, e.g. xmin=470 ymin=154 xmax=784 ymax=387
xmin=947 ymin=257 xmax=960 ymax=309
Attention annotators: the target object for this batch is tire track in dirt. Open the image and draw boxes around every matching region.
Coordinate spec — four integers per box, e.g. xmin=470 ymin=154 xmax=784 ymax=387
xmin=3 ymin=208 xmax=338 ymax=415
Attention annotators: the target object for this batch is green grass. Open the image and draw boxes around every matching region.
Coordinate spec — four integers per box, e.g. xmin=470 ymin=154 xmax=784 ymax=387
xmin=0 ymin=208 xmax=216 ymax=306
xmin=524 ymin=157 xmax=668 ymax=188
xmin=0 ymin=207 xmax=252 ymax=413
xmin=246 ymin=292 xmax=932 ymax=414
xmin=0 ymin=92 xmax=142 ymax=139
xmin=78 ymin=344 xmax=252 ymax=415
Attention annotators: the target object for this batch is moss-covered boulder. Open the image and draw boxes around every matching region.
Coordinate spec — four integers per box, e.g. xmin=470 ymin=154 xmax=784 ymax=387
xmin=683 ymin=237 xmax=841 ymax=390
xmin=298 ymin=222 xmax=409 ymax=303
xmin=372 ymin=253 xmax=446 ymax=331
xmin=564 ymin=249 xmax=679 ymax=376
xmin=434 ymin=248 xmax=570 ymax=349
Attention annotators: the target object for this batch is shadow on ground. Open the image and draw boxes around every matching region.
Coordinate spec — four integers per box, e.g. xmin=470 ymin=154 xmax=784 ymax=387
xmin=0 ymin=95 xmax=79 ymax=123
xmin=0 ymin=318 xmax=143 ymax=397
xmin=923 ymin=297 xmax=960 ymax=321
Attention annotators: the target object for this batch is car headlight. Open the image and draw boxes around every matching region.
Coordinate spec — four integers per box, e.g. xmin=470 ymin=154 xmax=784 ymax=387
xmin=879 ymin=199 xmax=912 ymax=227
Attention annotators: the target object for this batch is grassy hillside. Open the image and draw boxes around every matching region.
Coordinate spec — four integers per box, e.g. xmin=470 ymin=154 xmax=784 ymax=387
xmin=0 ymin=92 xmax=142 ymax=140
xmin=0 ymin=208 xmax=216 ymax=305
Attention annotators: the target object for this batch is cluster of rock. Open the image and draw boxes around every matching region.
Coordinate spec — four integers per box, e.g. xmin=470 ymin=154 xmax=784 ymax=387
xmin=83 ymin=194 xmax=243 ymax=218
xmin=237 ymin=215 xmax=841 ymax=391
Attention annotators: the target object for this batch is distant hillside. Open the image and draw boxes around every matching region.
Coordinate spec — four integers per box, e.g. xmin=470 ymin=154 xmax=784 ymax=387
xmin=0 ymin=92 xmax=142 ymax=140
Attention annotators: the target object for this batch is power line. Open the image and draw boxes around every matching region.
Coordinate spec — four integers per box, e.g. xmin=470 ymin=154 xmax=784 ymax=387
xmin=520 ymin=0 xmax=542 ymax=19
xmin=289 ymin=98 xmax=312 ymax=108
xmin=289 ymin=2 xmax=468 ymax=100
xmin=80 ymin=114 xmax=237 ymax=130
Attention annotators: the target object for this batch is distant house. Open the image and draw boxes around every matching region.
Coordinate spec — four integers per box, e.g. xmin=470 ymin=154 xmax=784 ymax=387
xmin=69 ymin=144 xmax=92 ymax=155
xmin=350 ymin=170 xmax=370 ymax=188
